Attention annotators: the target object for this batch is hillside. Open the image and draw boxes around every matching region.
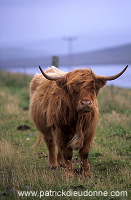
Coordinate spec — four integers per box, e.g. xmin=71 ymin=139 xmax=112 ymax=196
xmin=0 ymin=43 xmax=131 ymax=69
xmin=59 ymin=43 xmax=131 ymax=66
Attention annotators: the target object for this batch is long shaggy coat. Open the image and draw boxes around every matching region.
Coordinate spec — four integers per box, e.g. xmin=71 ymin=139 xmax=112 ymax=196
xmin=29 ymin=66 xmax=106 ymax=177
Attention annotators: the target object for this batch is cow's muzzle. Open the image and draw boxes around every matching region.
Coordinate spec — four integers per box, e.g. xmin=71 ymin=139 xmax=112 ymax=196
xmin=77 ymin=99 xmax=93 ymax=114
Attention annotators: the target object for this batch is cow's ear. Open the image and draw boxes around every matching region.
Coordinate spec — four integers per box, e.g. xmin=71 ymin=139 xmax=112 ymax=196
xmin=56 ymin=78 xmax=67 ymax=88
xmin=96 ymin=78 xmax=107 ymax=89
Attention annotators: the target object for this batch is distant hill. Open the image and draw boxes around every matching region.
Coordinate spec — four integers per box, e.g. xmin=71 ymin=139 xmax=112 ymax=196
xmin=59 ymin=43 xmax=131 ymax=66
xmin=0 ymin=43 xmax=131 ymax=69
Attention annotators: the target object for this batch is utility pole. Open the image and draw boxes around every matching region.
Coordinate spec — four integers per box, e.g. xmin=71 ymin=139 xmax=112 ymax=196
xmin=63 ymin=36 xmax=77 ymax=67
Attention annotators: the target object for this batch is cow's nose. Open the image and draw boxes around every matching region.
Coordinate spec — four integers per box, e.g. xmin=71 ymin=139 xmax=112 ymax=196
xmin=79 ymin=99 xmax=92 ymax=107
xmin=78 ymin=99 xmax=93 ymax=113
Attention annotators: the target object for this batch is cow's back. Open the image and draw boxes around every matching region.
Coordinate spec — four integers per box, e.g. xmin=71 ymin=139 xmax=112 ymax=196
xmin=30 ymin=74 xmax=44 ymax=98
xmin=30 ymin=66 xmax=65 ymax=98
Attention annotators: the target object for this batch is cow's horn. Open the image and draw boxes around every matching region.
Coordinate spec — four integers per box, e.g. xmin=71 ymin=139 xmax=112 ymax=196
xmin=39 ymin=66 xmax=65 ymax=80
xmin=103 ymin=65 xmax=128 ymax=81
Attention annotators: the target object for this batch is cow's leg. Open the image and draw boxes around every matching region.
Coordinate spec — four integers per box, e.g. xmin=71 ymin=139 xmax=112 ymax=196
xmin=79 ymin=143 xmax=92 ymax=177
xmin=60 ymin=146 xmax=73 ymax=178
xmin=44 ymin=133 xmax=58 ymax=169
xmin=57 ymin=146 xmax=65 ymax=167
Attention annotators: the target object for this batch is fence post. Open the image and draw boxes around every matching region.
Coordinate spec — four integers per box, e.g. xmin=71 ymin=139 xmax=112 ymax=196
xmin=52 ymin=56 xmax=59 ymax=68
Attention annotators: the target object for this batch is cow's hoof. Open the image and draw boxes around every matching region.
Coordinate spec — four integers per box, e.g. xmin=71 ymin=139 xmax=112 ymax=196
xmin=58 ymin=160 xmax=66 ymax=168
xmin=83 ymin=171 xmax=92 ymax=178
xmin=49 ymin=163 xmax=58 ymax=170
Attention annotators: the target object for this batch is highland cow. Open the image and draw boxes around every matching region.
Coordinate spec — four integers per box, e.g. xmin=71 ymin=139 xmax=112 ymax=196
xmin=29 ymin=65 xmax=128 ymax=177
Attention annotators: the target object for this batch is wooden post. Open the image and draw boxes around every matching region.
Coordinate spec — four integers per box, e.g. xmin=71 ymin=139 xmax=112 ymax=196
xmin=52 ymin=56 xmax=59 ymax=68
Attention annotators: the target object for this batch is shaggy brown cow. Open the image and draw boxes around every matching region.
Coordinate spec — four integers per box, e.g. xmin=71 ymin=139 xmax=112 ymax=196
xmin=29 ymin=65 xmax=128 ymax=177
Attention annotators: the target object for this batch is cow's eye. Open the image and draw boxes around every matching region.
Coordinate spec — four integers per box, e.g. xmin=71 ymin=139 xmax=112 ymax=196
xmin=90 ymin=87 xmax=95 ymax=92
xmin=87 ymin=87 xmax=95 ymax=95
xmin=73 ymin=90 xmax=79 ymax=95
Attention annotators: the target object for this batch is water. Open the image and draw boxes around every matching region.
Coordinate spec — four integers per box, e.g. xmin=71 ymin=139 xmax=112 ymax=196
xmin=1 ymin=64 xmax=131 ymax=88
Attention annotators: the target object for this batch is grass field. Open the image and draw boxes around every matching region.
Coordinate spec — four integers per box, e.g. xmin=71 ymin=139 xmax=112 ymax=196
xmin=0 ymin=70 xmax=131 ymax=200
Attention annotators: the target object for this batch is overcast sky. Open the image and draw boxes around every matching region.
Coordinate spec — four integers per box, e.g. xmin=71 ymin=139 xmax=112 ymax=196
xmin=0 ymin=0 xmax=131 ymax=55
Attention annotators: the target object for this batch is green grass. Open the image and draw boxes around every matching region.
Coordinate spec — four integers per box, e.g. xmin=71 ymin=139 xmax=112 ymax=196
xmin=0 ymin=70 xmax=131 ymax=200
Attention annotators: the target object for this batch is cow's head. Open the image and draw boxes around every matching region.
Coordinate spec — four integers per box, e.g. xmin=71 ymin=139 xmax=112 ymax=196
xmin=39 ymin=65 xmax=128 ymax=114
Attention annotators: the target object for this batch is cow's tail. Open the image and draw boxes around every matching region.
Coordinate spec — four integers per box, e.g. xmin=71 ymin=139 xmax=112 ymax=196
xmin=32 ymin=133 xmax=44 ymax=148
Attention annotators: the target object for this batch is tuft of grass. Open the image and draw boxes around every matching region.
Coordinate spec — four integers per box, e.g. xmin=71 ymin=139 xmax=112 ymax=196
xmin=0 ymin=71 xmax=131 ymax=200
